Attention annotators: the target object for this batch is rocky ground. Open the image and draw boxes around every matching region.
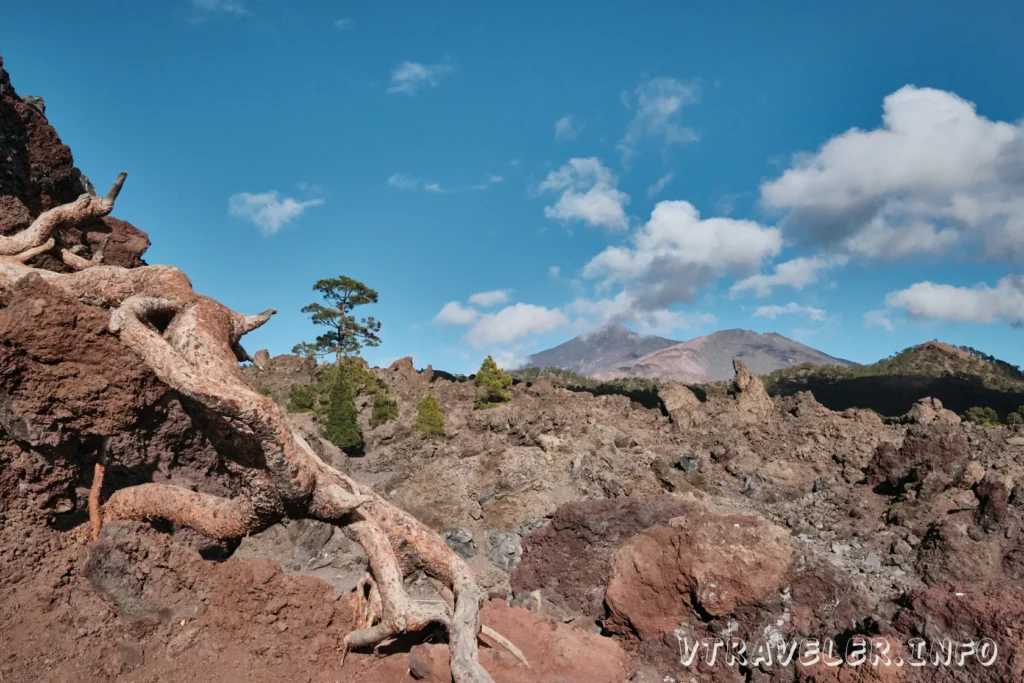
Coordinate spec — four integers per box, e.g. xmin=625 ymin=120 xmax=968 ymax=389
xmin=2 ymin=53 xmax=1023 ymax=682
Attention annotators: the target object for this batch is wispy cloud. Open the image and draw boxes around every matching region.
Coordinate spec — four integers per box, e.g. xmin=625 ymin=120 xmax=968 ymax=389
xmin=646 ymin=171 xmax=675 ymax=198
xmin=618 ymin=77 xmax=700 ymax=166
xmin=333 ymin=18 xmax=353 ymax=31
xmin=730 ymin=255 xmax=848 ymax=298
xmin=388 ymin=173 xmax=502 ymax=193
xmin=548 ymin=266 xmax=561 ymax=278
xmin=554 ymin=115 xmax=580 ymax=142
xmin=754 ymin=302 xmax=827 ymax=322
xmin=864 ymin=309 xmax=895 ymax=332
xmin=387 ymin=61 xmax=453 ymax=95
xmin=190 ymin=0 xmax=249 ymax=16
xmin=228 ymin=190 xmax=324 ymax=236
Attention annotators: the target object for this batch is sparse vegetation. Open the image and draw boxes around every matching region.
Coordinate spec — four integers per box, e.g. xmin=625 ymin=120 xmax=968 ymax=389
xmin=257 ymin=386 xmax=272 ymax=396
xmin=414 ymin=394 xmax=446 ymax=437
xmin=287 ymin=384 xmax=317 ymax=412
xmin=371 ymin=393 xmax=399 ymax=427
xmin=963 ymin=406 xmax=1000 ymax=426
xmin=511 ymin=366 xmax=664 ymax=410
xmin=473 ymin=355 xmax=513 ymax=409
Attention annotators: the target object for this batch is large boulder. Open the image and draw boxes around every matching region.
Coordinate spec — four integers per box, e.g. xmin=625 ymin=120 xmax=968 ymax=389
xmin=604 ymin=501 xmax=794 ymax=640
xmin=901 ymin=397 xmax=961 ymax=426
xmin=658 ymin=381 xmax=705 ymax=428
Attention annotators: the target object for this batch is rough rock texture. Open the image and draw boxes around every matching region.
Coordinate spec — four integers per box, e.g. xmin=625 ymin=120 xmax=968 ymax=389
xmin=604 ymin=499 xmax=795 ymax=639
xmin=0 ymin=55 xmax=149 ymax=268
xmin=731 ymin=358 xmax=773 ymax=420
xmin=658 ymin=380 xmax=704 ymax=428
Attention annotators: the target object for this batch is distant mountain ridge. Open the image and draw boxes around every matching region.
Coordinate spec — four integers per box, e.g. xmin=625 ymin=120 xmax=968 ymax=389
xmin=524 ymin=322 xmax=680 ymax=376
xmin=526 ymin=325 xmax=856 ymax=383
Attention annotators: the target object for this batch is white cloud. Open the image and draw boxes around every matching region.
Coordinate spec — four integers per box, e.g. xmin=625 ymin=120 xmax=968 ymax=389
xmin=387 ymin=61 xmax=453 ymax=95
xmin=548 ymin=265 xmax=561 ymax=278
xmin=228 ymin=191 xmax=324 ymax=235
xmin=754 ymin=302 xmax=827 ymax=322
xmin=761 ymin=85 xmax=1024 ymax=260
xmin=334 ymin=18 xmax=353 ymax=30
xmin=538 ymin=158 xmax=630 ymax=230
xmin=884 ymin=276 xmax=1024 ymax=324
xmin=646 ymin=171 xmax=675 ymax=198
xmin=618 ymin=77 xmax=700 ymax=165
xmin=389 ymin=173 xmax=501 ymax=193
xmin=466 ymin=304 xmax=568 ymax=347
xmin=468 ymin=289 xmax=511 ymax=307
xmin=864 ymin=309 xmax=895 ymax=332
xmin=730 ymin=255 xmax=847 ymax=298
xmin=582 ymin=200 xmax=782 ymax=311
xmin=490 ymin=350 xmax=529 ymax=370
xmin=191 ymin=0 xmax=249 ymax=15
xmin=554 ymin=115 xmax=579 ymax=142
xmin=434 ymin=301 xmax=479 ymax=325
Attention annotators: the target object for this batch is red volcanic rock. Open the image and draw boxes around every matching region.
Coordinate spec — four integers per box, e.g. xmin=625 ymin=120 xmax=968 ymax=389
xmin=604 ymin=501 xmax=794 ymax=641
xmin=403 ymin=600 xmax=628 ymax=683
xmin=0 ymin=55 xmax=149 ymax=268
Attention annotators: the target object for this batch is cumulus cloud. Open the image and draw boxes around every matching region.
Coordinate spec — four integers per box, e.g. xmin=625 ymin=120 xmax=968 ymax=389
xmin=884 ymin=276 xmax=1024 ymax=324
xmin=730 ymin=255 xmax=847 ymax=298
xmin=582 ymin=200 xmax=781 ymax=312
xmin=761 ymin=85 xmax=1024 ymax=260
xmin=646 ymin=171 xmax=675 ymax=198
xmin=228 ymin=191 xmax=324 ymax=235
xmin=434 ymin=301 xmax=479 ymax=326
xmin=468 ymin=290 xmax=511 ymax=307
xmin=387 ymin=61 xmax=453 ymax=95
xmin=554 ymin=115 xmax=579 ymax=142
xmin=864 ymin=309 xmax=895 ymax=332
xmin=466 ymin=304 xmax=568 ymax=347
xmin=618 ymin=77 xmax=700 ymax=165
xmin=754 ymin=302 xmax=827 ymax=322
xmin=538 ymin=158 xmax=630 ymax=230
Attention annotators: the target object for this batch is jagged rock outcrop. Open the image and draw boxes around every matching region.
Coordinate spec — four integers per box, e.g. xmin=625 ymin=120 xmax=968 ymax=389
xmin=900 ymin=396 xmax=961 ymax=425
xmin=658 ymin=380 xmax=704 ymax=427
xmin=731 ymin=358 xmax=773 ymax=419
xmin=0 ymin=55 xmax=149 ymax=268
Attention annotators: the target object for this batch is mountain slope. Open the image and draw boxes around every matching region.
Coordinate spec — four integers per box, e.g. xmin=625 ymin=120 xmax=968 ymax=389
xmin=525 ymin=322 xmax=680 ymax=375
xmin=592 ymin=329 xmax=856 ymax=382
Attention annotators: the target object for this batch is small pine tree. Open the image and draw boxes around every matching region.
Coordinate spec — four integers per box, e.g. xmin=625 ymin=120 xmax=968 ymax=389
xmin=473 ymin=355 xmax=512 ymax=409
xmin=414 ymin=395 xmax=446 ymax=437
xmin=287 ymin=384 xmax=317 ymax=412
xmin=371 ymin=393 xmax=399 ymax=427
xmin=321 ymin=368 xmax=362 ymax=451
xmin=1006 ymin=411 xmax=1023 ymax=426
xmin=963 ymin=406 xmax=999 ymax=426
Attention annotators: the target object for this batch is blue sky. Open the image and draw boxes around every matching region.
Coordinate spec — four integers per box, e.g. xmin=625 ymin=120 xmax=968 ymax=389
xmin=4 ymin=1 xmax=1024 ymax=373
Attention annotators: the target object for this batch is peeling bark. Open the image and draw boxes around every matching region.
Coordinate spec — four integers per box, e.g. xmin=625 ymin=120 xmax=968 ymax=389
xmin=0 ymin=175 xmax=498 ymax=683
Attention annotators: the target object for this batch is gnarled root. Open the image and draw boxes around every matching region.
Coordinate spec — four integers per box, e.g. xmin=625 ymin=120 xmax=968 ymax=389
xmin=0 ymin=172 xmax=499 ymax=683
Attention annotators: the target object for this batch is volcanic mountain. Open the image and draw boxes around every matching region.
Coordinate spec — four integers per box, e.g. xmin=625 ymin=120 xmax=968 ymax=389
xmin=528 ymin=326 xmax=855 ymax=383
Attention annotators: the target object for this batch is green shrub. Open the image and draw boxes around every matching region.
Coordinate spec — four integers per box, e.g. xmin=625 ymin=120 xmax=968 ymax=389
xmin=1007 ymin=411 xmax=1024 ymax=426
xmin=963 ymin=406 xmax=999 ymax=426
xmin=473 ymin=355 xmax=512 ymax=409
xmin=414 ymin=395 xmax=446 ymax=438
xmin=321 ymin=368 xmax=362 ymax=451
xmin=258 ymin=386 xmax=272 ymax=397
xmin=371 ymin=393 xmax=399 ymax=427
xmin=287 ymin=384 xmax=317 ymax=412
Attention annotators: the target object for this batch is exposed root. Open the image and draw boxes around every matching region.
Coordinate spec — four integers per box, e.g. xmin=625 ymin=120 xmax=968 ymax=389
xmin=88 ymin=437 xmax=108 ymax=541
xmin=480 ymin=625 xmax=530 ymax=669
xmin=0 ymin=172 xmax=498 ymax=683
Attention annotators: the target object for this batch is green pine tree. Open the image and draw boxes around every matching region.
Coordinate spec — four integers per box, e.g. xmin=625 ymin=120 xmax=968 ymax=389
xmin=473 ymin=355 xmax=513 ymax=409
xmin=963 ymin=406 xmax=999 ymax=426
xmin=321 ymin=367 xmax=362 ymax=451
xmin=371 ymin=393 xmax=399 ymax=427
xmin=414 ymin=395 xmax=446 ymax=437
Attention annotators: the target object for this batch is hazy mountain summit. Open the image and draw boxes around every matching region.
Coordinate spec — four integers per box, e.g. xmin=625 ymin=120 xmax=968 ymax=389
xmin=524 ymin=322 xmax=680 ymax=376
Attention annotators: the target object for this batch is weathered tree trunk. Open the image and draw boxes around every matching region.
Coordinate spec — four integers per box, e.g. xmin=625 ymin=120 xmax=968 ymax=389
xmin=0 ymin=175 xmax=497 ymax=683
